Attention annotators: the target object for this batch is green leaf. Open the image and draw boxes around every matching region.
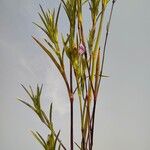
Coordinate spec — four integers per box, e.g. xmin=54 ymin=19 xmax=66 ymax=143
xmin=41 ymin=110 xmax=50 ymax=126
xmin=39 ymin=84 xmax=43 ymax=95
xmin=49 ymin=103 xmax=53 ymax=123
xmin=38 ymin=13 xmax=48 ymax=31
xmin=32 ymin=36 xmax=62 ymax=74
xmin=33 ymin=22 xmax=49 ymax=37
xmin=39 ymin=5 xmax=48 ymax=22
xmin=17 ymin=98 xmax=36 ymax=113
xmin=31 ymin=131 xmax=46 ymax=149
xmin=44 ymin=39 xmax=56 ymax=51
xmin=36 ymin=131 xmax=47 ymax=146
xmin=55 ymin=3 xmax=61 ymax=27
xmin=44 ymin=39 xmax=60 ymax=56
xmin=20 ymin=84 xmax=33 ymax=101
xmin=29 ymin=85 xmax=34 ymax=97
xmin=54 ymin=130 xmax=60 ymax=149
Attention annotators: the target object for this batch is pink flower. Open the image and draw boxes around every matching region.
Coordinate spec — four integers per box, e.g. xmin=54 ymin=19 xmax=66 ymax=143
xmin=79 ymin=43 xmax=86 ymax=55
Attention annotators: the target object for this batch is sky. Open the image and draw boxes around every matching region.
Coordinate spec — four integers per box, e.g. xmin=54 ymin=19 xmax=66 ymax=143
xmin=0 ymin=0 xmax=150 ymax=150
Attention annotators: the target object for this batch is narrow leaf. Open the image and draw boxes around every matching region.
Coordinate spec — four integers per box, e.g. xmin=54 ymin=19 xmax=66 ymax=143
xmin=33 ymin=22 xmax=48 ymax=35
xmin=54 ymin=130 xmax=61 ymax=149
xmin=31 ymin=131 xmax=46 ymax=149
xmin=39 ymin=84 xmax=43 ymax=95
xmin=38 ymin=13 xmax=48 ymax=30
xmin=49 ymin=103 xmax=53 ymax=123
xmin=44 ymin=39 xmax=56 ymax=51
xmin=20 ymin=84 xmax=33 ymax=100
xmin=32 ymin=36 xmax=62 ymax=74
xmin=39 ymin=5 xmax=48 ymax=22
xmin=17 ymin=98 xmax=36 ymax=113
xmin=29 ymin=85 xmax=34 ymax=98
xmin=36 ymin=131 xmax=47 ymax=146
xmin=41 ymin=110 xmax=50 ymax=126
xmin=55 ymin=3 xmax=61 ymax=27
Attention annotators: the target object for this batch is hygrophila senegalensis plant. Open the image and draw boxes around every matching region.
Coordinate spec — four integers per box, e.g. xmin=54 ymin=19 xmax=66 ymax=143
xmin=18 ymin=0 xmax=117 ymax=149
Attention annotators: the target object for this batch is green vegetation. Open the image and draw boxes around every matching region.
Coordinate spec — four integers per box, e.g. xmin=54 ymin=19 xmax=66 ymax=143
xmin=19 ymin=0 xmax=117 ymax=149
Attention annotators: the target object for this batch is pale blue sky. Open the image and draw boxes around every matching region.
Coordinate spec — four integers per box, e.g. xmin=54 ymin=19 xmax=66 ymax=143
xmin=0 ymin=0 xmax=150 ymax=150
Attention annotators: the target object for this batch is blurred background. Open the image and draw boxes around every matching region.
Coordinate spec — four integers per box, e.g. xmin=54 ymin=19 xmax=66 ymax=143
xmin=0 ymin=0 xmax=150 ymax=149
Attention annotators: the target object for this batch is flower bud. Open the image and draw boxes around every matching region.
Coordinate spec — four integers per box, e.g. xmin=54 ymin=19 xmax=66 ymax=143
xmin=79 ymin=43 xmax=86 ymax=55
